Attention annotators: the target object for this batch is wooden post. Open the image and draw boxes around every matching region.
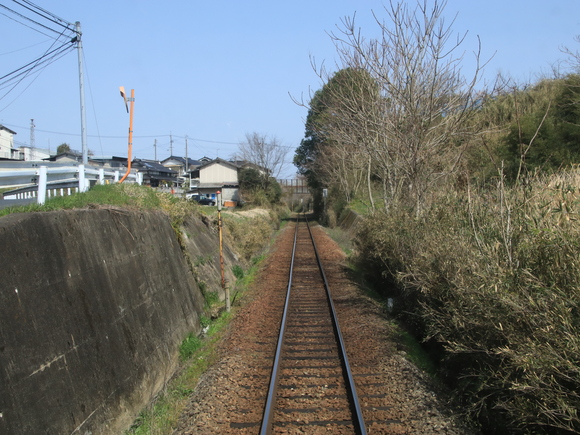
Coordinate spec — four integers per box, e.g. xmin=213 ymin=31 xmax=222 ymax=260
xmin=217 ymin=190 xmax=230 ymax=311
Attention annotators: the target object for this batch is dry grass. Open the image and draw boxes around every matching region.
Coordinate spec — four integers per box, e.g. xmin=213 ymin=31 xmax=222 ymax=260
xmin=355 ymin=169 xmax=580 ymax=434
xmin=223 ymin=213 xmax=273 ymax=262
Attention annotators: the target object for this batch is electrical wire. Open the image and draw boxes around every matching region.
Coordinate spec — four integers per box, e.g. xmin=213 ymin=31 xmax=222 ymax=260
xmin=0 ymin=11 xmax=75 ymax=105
xmin=0 ymin=1 xmax=77 ymax=106
xmin=0 ymin=10 xmax=58 ymax=40
xmin=1 ymin=122 xmax=295 ymax=152
xmin=0 ymin=44 xmax=75 ymax=96
xmin=13 ymin=0 xmax=74 ymax=31
xmin=0 ymin=40 xmax=74 ymax=85
xmin=0 ymin=43 xmax=74 ymax=111
xmin=0 ymin=38 xmax=55 ymax=57
xmin=81 ymin=48 xmax=105 ymax=157
xmin=0 ymin=3 xmax=73 ymax=38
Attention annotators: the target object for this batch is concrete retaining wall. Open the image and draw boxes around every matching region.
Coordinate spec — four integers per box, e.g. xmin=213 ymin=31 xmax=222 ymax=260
xmin=0 ymin=208 xmax=206 ymax=434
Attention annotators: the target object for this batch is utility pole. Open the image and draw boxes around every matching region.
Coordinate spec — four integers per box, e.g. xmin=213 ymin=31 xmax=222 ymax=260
xmin=184 ymin=135 xmax=189 ymax=189
xmin=154 ymin=139 xmax=157 ymax=162
xmin=30 ymin=119 xmax=35 ymax=161
xmin=169 ymin=133 xmax=173 ymax=156
xmin=217 ymin=190 xmax=229 ymax=312
xmin=75 ymin=22 xmax=88 ymax=164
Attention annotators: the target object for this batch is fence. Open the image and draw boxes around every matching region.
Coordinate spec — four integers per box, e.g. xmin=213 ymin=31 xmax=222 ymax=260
xmin=1 ymin=164 xmax=142 ymax=205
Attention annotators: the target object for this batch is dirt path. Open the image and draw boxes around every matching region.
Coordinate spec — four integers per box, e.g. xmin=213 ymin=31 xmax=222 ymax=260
xmin=173 ymin=221 xmax=477 ymax=434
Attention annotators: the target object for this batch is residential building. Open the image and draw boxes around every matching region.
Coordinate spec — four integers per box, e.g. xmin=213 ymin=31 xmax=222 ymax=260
xmin=17 ymin=146 xmax=51 ymax=161
xmin=196 ymin=158 xmax=240 ymax=204
xmin=160 ymin=156 xmax=202 ymax=177
xmin=131 ymin=158 xmax=178 ymax=187
xmin=43 ymin=151 xmax=83 ymax=163
xmin=0 ymin=125 xmax=18 ymax=160
xmin=230 ymin=160 xmax=270 ymax=176
xmin=89 ymin=156 xmax=128 ymax=169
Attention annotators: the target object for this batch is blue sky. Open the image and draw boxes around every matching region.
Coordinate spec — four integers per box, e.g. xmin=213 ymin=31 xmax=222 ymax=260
xmin=1 ymin=1 xmax=579 ymax=177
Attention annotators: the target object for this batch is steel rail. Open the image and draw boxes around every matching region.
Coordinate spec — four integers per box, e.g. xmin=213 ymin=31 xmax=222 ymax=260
xmin=259 ymin=218 xmax=299 ymax=435
xmin=304 ymin=214 xmax=368 ymax=435
xmin=260 ymin=216 xmax=368 ymax=435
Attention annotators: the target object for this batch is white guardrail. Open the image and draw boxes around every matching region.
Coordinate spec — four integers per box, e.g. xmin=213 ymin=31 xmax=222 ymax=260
xmin=2 ymin=165 xmax=143 ymax=205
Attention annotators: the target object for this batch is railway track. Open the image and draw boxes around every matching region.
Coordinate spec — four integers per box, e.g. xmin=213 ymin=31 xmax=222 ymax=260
xmin=259 ymin=216 xmax=367 ymax=434
xmin=175 ymin=215 xmax=471 ymax=434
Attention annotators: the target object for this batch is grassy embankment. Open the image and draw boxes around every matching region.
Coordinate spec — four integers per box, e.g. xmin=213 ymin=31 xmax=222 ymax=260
xmin=349 ymin=170 xmax=580 ymax=434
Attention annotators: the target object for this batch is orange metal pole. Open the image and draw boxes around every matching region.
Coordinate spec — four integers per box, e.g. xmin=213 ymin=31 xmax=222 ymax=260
xmin=119 ymin=88 xmax=135 ymax=183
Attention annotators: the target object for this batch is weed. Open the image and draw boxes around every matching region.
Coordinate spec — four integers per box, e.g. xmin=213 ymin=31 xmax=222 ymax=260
xmin=251 ymin=254 xmax=265 ymax=265
xmin=232 ymin=264 xmax=244 ymax=280
xmin=395 ymin=326 xmax=438 ymax=377
xmin=179 ymin=333 xmax=202 ymax=361
xmin=199 ymin=315 xmax=211 ymax=329
xmin=204 ymin=290 xmax=219 ymax=307
xmin=194 ymin=255 xmax=207 ymax=266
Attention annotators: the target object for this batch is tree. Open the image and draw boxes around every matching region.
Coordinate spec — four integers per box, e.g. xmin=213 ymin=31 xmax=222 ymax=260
xmin=57 ymin=143 xmax=71 ymax=154
xmin=313 ymin=0 xmax=484 ymax=214
xmin=294 ymin=68 xmax=380 ymax=209
xmin=239 ymin=167 xmax=282 ymax=205
xmin=237 ymin=132 xmax=289 ymax=180
xmin=498 ymin=75 xmax=580 ymax=180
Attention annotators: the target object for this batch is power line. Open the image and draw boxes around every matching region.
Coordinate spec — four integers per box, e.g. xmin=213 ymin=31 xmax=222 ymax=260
xmin=0 ymin=39 xmax=74 ymax=84
xmin=0 ymin=43 xmax=75 ymax=111
xmin=0 ymin=0 xmax=77 ymax=106
xmin=0 ymin=123 xmax=244 ymax=144
xmin=0 ymin=38 xmax=55 ymax=57
xmin=81 ymin=48 xmax=104 ymax=157
xmin=13 ymin=0 xmax=75 ymax=30
xmin=0 ymin=9 xmax=57 ymax=39
xmin=0 ymin=3 xmax=73 ymax=38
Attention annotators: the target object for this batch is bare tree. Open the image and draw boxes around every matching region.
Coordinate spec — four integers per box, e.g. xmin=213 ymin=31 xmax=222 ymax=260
xmin=237 ymin=132 xmax=289 ymax=179
xmin=561 ymin=35 xmax=580 ymax=70
xmin=318 ymin=0 xmax=485 ymax=214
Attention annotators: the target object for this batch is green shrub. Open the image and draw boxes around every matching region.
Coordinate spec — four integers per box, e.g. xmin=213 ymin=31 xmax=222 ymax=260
xmin=203 ymin=290 xmax=219 ymax=307
xmin=232 ymin=265 xmax=244 ymax=280
xmin=179 ymin=333 xmax=202 ymax=361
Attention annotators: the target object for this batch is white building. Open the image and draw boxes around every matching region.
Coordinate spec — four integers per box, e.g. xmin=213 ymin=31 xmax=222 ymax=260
xmin=18 ymin=146 xmax=51 ymax=161
xmin=0 ymin=125 xmax=18 ymax=160
xmin=197 ymin=158 xmax=240 ymax=204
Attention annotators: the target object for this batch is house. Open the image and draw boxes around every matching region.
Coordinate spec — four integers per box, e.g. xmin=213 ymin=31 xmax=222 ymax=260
xmin=43 ymin=151 xmax=83 ymax=163
xmin=160 ymin=156 xmax=202 ymax=177
xmin=196 ymin=158 xmax=240 ymax=204
xmin=131 ymin=158 xmax=178 ymax=187
xmin=89 ymin=156 xmax=129 ymax=169
xmin=230 ymin=160 xmax=270 ymax=177
xmin=0 ymin=125 xmax=18 ymax=160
